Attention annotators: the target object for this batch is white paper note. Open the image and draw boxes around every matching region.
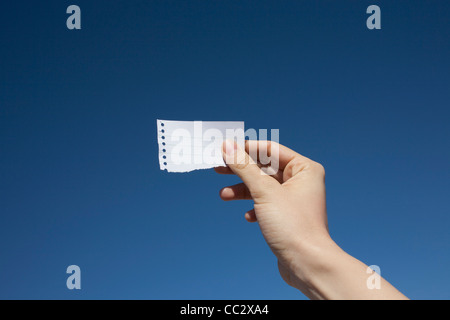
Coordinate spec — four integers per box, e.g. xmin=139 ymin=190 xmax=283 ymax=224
xmin=157 ymin=119 xmax=245 ymax=172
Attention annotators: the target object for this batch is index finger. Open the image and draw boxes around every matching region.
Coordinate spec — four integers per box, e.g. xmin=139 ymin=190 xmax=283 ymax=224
xmin=245 ymin=140 xmax=310 ymax=171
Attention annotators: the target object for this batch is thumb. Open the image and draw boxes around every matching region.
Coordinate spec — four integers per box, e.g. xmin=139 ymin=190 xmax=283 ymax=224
xmin=222 ymin=140 xmax=277 ymax=199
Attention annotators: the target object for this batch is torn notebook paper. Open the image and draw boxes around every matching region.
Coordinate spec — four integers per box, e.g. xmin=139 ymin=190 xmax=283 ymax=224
xmin=157 ymin=119 xmax=245 ymax=173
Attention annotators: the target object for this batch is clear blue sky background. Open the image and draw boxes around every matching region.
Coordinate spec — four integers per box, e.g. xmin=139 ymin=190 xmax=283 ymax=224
xmin=1 ymin=1 xmax=449 ymax=299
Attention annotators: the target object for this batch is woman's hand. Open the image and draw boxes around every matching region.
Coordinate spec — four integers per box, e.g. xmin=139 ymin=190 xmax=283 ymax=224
xmin=215 ymin=140 xmax=408 ymax=300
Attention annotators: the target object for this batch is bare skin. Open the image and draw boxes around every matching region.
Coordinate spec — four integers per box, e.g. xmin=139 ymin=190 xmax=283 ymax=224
xmin=215 ymin=140 xmax=408 ymax=300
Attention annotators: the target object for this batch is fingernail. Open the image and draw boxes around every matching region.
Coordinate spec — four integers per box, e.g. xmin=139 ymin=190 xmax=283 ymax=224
xmin=224 ymin=140 xmax=236 ymax=156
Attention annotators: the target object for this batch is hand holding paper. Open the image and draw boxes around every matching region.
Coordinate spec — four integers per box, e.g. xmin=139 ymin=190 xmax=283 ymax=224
xmin=215 ymin=140 xmax=408 ymax=300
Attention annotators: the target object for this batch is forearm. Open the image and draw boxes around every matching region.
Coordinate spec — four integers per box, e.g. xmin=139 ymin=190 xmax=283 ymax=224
xmin=288 ymin=238 xmax=408 ymax=300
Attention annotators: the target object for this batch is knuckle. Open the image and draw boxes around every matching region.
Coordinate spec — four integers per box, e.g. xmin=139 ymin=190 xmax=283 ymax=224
xmin=233 ymin=152 xmax=254 ymax=170
xmin=311 ymin=161 xmax=325 ymax=176
xmin=233 ymin=161 xmax=250 ymax=171
xmin=286 ymin=158 xmax=307 ymax=176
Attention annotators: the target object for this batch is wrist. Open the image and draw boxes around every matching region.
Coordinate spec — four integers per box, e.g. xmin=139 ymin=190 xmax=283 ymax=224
xmin=287 ymin=234 xmax=345 ymax=298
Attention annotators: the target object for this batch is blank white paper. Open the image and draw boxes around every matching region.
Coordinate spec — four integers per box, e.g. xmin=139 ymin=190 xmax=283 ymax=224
xmin=157 ymin=119 xmax=245 ymax=172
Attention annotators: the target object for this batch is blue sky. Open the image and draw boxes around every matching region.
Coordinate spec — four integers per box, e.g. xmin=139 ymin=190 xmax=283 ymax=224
xmin=0 ymin=1 xmax=449 ymax=299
